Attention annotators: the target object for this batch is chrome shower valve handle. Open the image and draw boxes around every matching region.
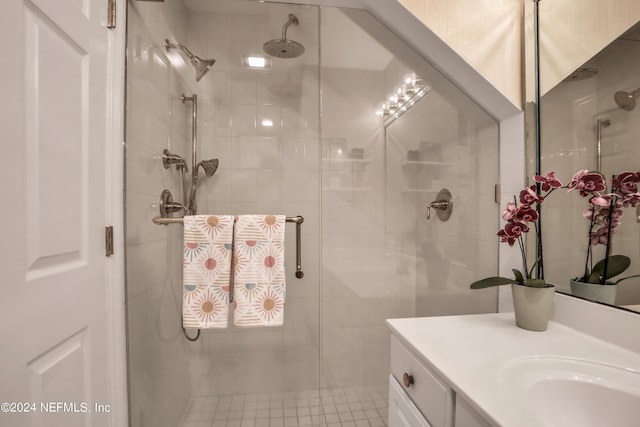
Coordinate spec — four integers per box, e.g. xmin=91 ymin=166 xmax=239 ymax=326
xmin=426 ymin=189 xmax=453 ymax=221
xmin=426 ymin=200 xmax=449 ymax=219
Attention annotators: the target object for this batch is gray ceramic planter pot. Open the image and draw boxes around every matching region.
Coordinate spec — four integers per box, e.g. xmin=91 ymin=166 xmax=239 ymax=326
xmin=511 ymin=283 xmax=556 ymax=332
xmin=569 ymin=279 xmax=617 ymax=305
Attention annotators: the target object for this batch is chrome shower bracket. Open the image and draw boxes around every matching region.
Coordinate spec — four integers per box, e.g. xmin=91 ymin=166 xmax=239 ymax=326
xmin=426 ymin=189 xmax=453 ymax=221
xmin=159 ymin=189 xmax=186 ymax=220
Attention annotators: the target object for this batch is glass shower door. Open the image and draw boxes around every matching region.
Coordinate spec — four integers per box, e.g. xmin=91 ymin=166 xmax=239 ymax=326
xmin=319 ymin=7 xmax=499 ymax=427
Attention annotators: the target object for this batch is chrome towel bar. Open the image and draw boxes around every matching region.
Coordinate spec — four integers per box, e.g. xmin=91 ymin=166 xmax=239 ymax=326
xmin=152 ymin=215 xmax=304 ymax=279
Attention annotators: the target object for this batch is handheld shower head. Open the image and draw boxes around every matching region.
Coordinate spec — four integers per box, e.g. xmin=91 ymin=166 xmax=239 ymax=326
xmin=162 ymin=149 xmax=188 ymax=172
xmin=165 ymin=39 xmax=216 ymax=82
xmin=198 ymin=159 xmax=219 ymax=177
xmin=614 ymin=88 xmax=640 ymax=112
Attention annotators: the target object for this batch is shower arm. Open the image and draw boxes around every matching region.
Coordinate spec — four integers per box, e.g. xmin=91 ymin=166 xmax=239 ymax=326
xmin=166 ymin=40 xmax=196 ymax=62
xmin=281 ymin=14 xmax=298 ymax=40
xmin=182 ymin=94 xmax=198 ymax=215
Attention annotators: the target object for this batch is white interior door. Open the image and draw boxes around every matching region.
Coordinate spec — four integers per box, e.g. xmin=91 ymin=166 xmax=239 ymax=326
xmin=0 ymin=0 xmax=115 ymax=426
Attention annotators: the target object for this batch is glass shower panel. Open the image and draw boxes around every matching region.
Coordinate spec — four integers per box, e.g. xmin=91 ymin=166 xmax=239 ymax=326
xmin=319 ymin=8 xmax=499 ymax=422
xmin=184 ymin=0 xmax=321 ymax=401
xmin=125 ymin=1 xmax=321 ymax=426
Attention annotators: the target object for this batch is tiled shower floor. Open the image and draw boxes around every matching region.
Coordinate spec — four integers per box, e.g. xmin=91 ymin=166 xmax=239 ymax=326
xmin=180 ymin=385 xmax=388 ymax=427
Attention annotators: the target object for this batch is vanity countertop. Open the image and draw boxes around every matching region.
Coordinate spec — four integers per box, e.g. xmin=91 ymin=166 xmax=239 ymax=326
xmin=387 ymin=313 xmax=640 ymax=427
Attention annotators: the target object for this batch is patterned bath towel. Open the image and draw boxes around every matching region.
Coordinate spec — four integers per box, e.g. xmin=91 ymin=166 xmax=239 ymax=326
xmin=233 ymin=215 xmax=286 ymax=327
xmin=182 ymin=215 xmax=234 ymax=329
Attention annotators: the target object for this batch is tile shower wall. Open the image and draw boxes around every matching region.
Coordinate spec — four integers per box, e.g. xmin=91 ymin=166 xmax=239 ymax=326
xmin=125 ymin=1 xmax=195 ymax=425
xmin=183 ymin=3 xmax=322 ymax=396
xmin=540 ymin=37 xmax=640 ymax=305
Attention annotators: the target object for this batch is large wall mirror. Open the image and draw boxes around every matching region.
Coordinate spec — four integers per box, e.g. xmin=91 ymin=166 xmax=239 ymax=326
xmin=531 ymin=3 xmax=640 ymax=312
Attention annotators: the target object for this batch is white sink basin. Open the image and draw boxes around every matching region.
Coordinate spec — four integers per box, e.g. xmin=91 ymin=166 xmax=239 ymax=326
xmin=500 ymin=357 xmax=640 ymax=426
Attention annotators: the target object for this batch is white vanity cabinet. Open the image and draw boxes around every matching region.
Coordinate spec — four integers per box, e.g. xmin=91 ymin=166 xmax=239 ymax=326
xmin=455 ymin=396 xmax=493 ymax=427
xmin=389 ymin=334 xmax=454 ymax=427
xmin=389 ymin=334 xmax=492 ymax=427
xmin=388 ymin=313 xmax=640 ymax=427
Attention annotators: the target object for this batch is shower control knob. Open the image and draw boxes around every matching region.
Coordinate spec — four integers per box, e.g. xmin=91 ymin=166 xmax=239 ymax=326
xmin=403 ymin=372 xmax=414 ymax=388
xmin=426 ymin=189 xmax=453 ymax=221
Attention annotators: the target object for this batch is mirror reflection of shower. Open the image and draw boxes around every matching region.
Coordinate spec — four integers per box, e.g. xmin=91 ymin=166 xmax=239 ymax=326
xmin=164 ymin=39 xmax=215 ymax=82
xmin=596 ymin=118 xmax=611 ymax=172
xmin=614 ymin=87 xmax=640 ymax=111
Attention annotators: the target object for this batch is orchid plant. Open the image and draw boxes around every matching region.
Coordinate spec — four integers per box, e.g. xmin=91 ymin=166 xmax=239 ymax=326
xmin=471 ymin=169 xmax=640 ymax=291
xmin=569 ymin=170 xmax=640 ymax=285
xmin=470 ymin=172 xmax=562 ymax=289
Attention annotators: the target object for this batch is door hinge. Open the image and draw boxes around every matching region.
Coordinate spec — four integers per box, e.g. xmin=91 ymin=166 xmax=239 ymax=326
xmin=105 ymin=226 xmax=114 ymax=256
xmin=495 ymin=184 xmax=501 ymax=204
xmin=107 ymin=0 xmax=116 ymax=29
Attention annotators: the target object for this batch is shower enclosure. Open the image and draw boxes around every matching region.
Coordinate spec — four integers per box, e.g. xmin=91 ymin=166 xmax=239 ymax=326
xmin=124 ymin=1 xmax=499 ymax=426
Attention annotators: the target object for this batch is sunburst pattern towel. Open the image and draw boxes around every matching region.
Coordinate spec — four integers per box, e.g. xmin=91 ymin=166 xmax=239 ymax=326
xmin=183 ymin=215 xmax=234 ymax=329
xmin=233 ymin=215 xmax=286 ymax=327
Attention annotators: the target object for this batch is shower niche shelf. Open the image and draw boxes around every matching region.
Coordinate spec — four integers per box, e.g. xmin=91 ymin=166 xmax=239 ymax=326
xmin=401 ymin=188 xmax=440 ymax=194
xmin=322 ymin=157 xmax=371 ymax=162
xmin=322 ymin=186 xmax=373 ymax=192
xmin=401 ymin=160 xmax=451 ymax=167
xmin=322 ymin=158 xmax=371 ymax=171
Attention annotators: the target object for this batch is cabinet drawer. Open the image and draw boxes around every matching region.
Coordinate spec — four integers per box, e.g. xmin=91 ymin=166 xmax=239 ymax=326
xmin=390 ymin=334 xmax=454 ymax=427
xmin=389 ymin=375 xmax=431 ymax=427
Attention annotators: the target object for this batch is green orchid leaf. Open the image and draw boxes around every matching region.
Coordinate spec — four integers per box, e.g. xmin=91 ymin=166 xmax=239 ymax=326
xmin=587 ymin=271 xmax=601 ymax=284
xmin=592 ymin=255 xmax=631 ymax=280
xmin=613 ymin=274 xmax=640 ymax=285
xmin=470 ymin=277 xmax=517 ymax=289
xmin=523 ymin=278 xmax=547 ymax=288
xmin=512 ymin=269 xmax=524 ymax=284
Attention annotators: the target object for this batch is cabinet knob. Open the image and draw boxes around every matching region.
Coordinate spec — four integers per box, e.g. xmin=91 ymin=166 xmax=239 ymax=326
xmin=403 ymin=372 xmax=414 ymax=388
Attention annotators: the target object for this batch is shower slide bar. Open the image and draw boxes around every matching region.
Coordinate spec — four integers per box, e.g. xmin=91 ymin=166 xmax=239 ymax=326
xmin=152 ymin=215 xmax=305 ymax=279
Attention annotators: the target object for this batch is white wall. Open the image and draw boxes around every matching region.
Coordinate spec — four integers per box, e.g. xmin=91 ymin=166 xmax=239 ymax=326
xmin=397 ymin=0 xmax=524 ymax=108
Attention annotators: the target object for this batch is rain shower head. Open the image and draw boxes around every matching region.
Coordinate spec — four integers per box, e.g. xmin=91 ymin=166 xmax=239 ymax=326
xmin=563 ymin=67 xmax=598 ymax=82
xmin=198 ymin=159 xmax=219 ymax=177
xmin=263 ymin=14 xmax=305 ymax=59
xmin=614 ymin=88 xmax=640 ymax=111
xmin=165 ymin=39 xmax=215 ymax=82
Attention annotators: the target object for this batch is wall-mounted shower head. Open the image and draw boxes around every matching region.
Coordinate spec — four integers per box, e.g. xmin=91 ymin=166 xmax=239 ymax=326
xmin=614 ymin=88 xmax=640 ymax=111
xmin=263 ymin=14 xmax=305 ymax=59
xmin=563 ymin=67 xmax=598 ymax=82
xmin=198 ymin=159 xmax=219 ymax=177
xmin=162 ymin=149 xmax=188 ymax=171
xmin=165 ymin=39 xmax=215 ymax=82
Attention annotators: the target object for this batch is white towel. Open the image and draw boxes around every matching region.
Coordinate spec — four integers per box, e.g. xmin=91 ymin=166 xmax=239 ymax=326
xmin=182 ymin=215 xmax=234 ymax=329
xmin=233 ymin=215 xmax=286 ymax=327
